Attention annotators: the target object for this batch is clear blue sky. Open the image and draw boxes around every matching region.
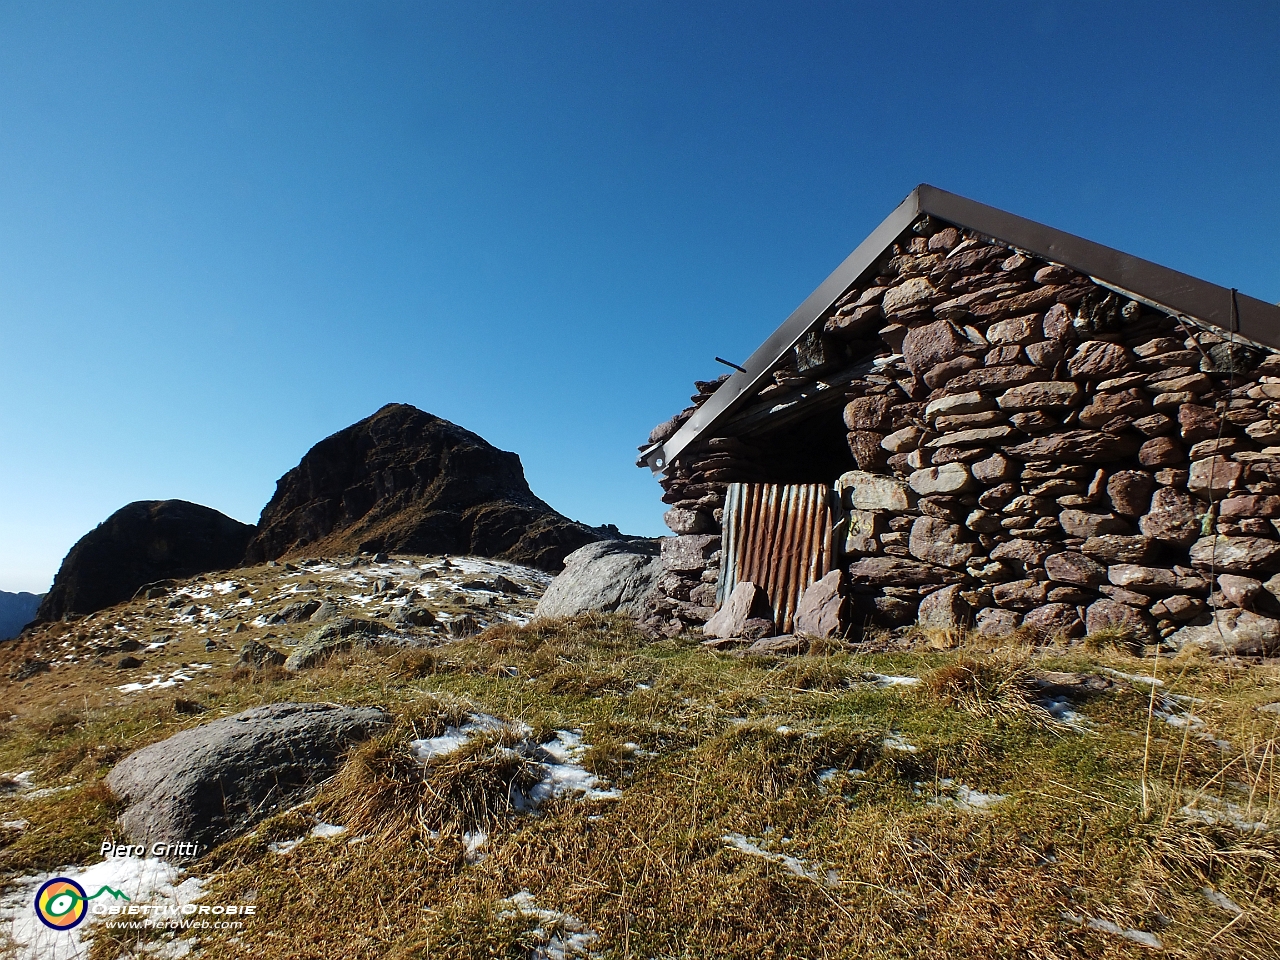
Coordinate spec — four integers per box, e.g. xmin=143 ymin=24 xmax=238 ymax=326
xmin=1 ymin=1 xmax=1277 ymax=593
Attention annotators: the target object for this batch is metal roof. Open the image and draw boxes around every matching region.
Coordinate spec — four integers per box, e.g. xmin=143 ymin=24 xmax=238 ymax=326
xmin=640 ymin=184 xmax=1280 ymax=475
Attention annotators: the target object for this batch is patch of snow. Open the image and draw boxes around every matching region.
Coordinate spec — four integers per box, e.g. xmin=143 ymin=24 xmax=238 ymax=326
xmin=1201 ymin=886 xmax=1244 ymax=915
xmin=882 ymin=733 xmax=918 ymax=753
xmin=1181 ymin=795 xmax=1271 ymax=833
xmin=269 ymin=820 xmax=348 ymax=854
xmin=117 ymin=671 xmax=193 ymax=694
xmin=866 ymin=673 xmax=920 ymax=687
xmin=409 ymin=714 xmax=509 ymax=761
xmin=1039 ymin=696 xmax=1091 ymax=731
xmin=24 ymin=785 xmax=74 ymax=800
xmin=920 ymin=778 xmax=1007 ymax=811
xmin=1100 ymin=667 xmax=1163 ymax=687
xmin=1062 ymin=911 xmax=1162 ymax=949
xmin=722 ymin=833 xmax=839 ymax=886
xmin=0 ymin=856 xmax=204 ymax=960
xmin=816 ymin=768 xmax=866 ymax=793
xmin=463 ymin=830 xmax=487 ymax=862
xmin=212 ymin=581 xmax=238 ymax=595
xmin=1153 ymin=695 xmax=1232 ymax=751
xmin=497 ymin=890 xmax=599 ymax=959
xmin=2 ymin=819 xmax=29 ymax=830
xmin=529 ymin=731 xmax=620 ymax=804
xmin=410 ymin=718 xmax=618 ymax=808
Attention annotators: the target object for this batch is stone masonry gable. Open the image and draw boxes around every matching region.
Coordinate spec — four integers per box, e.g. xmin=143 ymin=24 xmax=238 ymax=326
xmin=639 ymin=212 xmax=1280 ymax=654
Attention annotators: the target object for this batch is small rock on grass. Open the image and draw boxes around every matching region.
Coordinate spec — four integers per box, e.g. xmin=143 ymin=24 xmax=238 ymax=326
xmin=743 ymin=635 xmax=806 ymax=656
xmin=1171 ymin=609 xmax=1280 ymax=656
xmin=238 ymin=640 xmax=286 ymax=669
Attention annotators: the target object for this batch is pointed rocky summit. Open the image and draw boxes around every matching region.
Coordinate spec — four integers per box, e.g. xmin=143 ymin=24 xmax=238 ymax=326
xmin=244 ymin=404 xmax=610 ymax=571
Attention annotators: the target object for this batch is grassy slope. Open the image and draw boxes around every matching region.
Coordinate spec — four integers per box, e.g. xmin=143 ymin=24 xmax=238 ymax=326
xmin=1 ymin=607 xmax=1278 ymax=959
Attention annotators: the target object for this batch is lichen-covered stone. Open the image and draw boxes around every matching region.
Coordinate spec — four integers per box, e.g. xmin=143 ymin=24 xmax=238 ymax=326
xmin=838 ymin=471 xmax=914 ymax=512
xmin=909 ymin=517 xmax=978 ymax=569
xmin=908 ymin=462 xmax=974 ymax=495
xmin=1189 ymin=536 xmax=1280 ymax=574
xmin=1044 ymin=552 xmax=1108 ymax=586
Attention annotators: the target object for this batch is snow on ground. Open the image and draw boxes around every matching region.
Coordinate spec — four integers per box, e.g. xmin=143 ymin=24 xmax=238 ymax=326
xmin=1201 ymin=886 xmax=1244 ymax=915
xmin=410 ymin=716 xmax=619 ymax=808
xmin=1181 ymin=794 xmax=1271 ymax=833
xmin=1062 ymin=911 xmax=1163 ymax=949
xmin=498 ymin=890 xmax=599 ymax=959
xmin=268 ymin=821 xmax=349 ymax=855
xmin=1100 ymin=667 xmax=1163 ymax=687
xmin=529 ymin=731 xmax=620 ymax=804
xmin=1152 ymin=694 xmax=1232 ymax=751
xmin=462 ymin=830 xmax=488 ymax=863
xmin=117 ymin=665 xmax=213 ymax=695
xmin=918 ymin=778 xmax=1007 ymax=812
xmin=0 ymin=856 xmax=204 ymax=960
xmin=410 ymin=714 xmax=515 ymax=761
xmin=1038 ymin=695 xmax=1091 ymax=731
xmin=864 ymin=673 xmax=920 ymax=687
xmin=722 ymin=833 xmax=840 ymax=887
xmin=882 ymin=733 xmax=918 ymax=753
xmin=263 ymin=555 xmax=550 ymax=631
xmin=816 ymin=768 xmax=865 ymax=793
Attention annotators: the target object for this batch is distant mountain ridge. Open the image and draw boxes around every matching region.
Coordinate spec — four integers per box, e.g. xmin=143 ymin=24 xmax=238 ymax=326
xmin=31 ymin=404 xmax=617 ymax=623
xmin=0 ymin=591 xmax=43 ymax=640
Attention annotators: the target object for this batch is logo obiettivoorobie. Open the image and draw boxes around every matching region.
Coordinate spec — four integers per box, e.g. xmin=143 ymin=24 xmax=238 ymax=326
xmin=35 ymin=877 xmax=130 ymax=930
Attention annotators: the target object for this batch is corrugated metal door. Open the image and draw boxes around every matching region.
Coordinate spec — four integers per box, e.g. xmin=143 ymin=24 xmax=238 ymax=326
xmin=717 ymin=482 xmax=836 ymax=633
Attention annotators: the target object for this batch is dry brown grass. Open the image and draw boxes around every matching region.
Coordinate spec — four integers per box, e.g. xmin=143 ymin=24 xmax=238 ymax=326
xmin=320 ymin=723 xmax=544 ymax=842
xmin=2 ymin=598 xmax=1278 ymax=959
xmin=921 ymin=650 xmax=1063 ymax=730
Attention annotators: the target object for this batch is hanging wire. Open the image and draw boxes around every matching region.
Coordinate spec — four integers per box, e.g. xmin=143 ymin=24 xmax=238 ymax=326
xmin=1206 ymin=288 xmax=1240 ymax=643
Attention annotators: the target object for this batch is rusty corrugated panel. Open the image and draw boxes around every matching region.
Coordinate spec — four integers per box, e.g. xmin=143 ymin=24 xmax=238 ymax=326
xmin=716 ymin=483 xmax=743 ymax=607
xmin=717 ymin=482 xmax=834 ymax=633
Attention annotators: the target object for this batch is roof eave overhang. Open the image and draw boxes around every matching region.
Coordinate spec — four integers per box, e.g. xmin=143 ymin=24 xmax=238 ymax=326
xmin=640 ymin=183 xmax=1280 ymax=475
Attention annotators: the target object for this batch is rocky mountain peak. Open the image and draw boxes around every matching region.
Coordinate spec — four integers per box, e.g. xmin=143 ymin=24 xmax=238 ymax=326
xmin=244 ymin=403 xmax=608 ymax=571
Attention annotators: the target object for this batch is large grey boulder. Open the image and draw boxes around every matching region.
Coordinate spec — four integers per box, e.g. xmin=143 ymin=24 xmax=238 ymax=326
xmin=105 ymin=702 xmax=389 ymax=849
xmin=533 ymin=539 xmax=662 ymax=619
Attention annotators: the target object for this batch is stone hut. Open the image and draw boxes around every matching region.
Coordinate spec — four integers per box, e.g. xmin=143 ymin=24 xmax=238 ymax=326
xmin=636 ymin=185 xmax=1280 ymax=654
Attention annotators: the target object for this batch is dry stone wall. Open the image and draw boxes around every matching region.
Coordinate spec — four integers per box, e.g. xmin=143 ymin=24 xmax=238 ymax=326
xmin=643 ymin=217 xmax=1280 ymax=654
